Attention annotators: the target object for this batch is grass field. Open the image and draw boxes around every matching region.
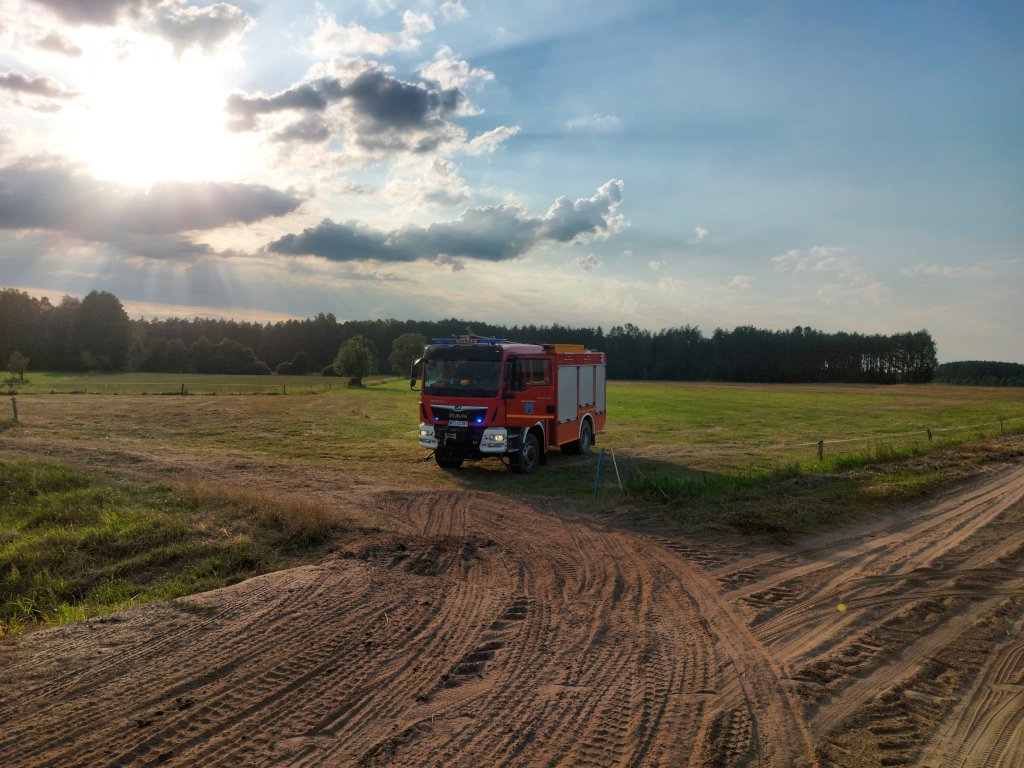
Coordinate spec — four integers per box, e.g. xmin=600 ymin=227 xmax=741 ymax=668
xmin=2 ymin=375 xmax=1023 ymax=634
xmin=4 ymin=370 xmax=345 ymax=396
xmin=5 ymin=373 xmax=1022 ymax=472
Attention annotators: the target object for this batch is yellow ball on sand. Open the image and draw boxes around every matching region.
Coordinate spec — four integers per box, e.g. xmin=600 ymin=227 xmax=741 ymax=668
xmin=837 ymin=603 xmax=847 ymax=612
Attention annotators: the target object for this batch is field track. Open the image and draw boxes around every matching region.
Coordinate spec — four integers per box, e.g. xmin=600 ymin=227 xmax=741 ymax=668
xmin=1 ymin=441 xmax=1023 ymax=767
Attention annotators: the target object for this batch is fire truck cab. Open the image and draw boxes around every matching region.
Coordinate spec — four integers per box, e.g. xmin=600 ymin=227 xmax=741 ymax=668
xmin=412 ymin=336 xmax=607 ymax=473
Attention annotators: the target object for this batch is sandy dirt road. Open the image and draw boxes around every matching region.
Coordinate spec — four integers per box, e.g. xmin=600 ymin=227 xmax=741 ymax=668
xmin=1 ymin=444 xmax=1023 ymax=766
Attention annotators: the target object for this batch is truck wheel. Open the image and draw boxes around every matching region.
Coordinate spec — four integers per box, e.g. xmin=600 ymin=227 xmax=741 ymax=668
xmin=512 ymin=432 xmax=541 ymax=475
xmin=577 ymin=420 xmax=593 ymax=455
xmin=562 ymin=420 xmax=593 ymax=455
xmin=435 ymin=450 xmax=464 ymax=469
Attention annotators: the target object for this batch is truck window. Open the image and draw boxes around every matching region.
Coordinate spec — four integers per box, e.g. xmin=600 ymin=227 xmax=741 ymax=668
xmin=424 ymin=358 xmax=502 ymax=398
xmin=512 ymin=358 xmax=550 ymax=390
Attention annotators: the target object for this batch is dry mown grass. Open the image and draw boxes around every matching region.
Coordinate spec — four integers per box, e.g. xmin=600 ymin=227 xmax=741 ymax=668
xmin=178 ymin=480 xmax=367 ymax=545
xmin=0 ymin=460 xmax=378 ymax=636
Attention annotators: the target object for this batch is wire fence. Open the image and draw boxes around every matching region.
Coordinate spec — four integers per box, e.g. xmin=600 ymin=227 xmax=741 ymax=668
xmin=633 ymin=414 xmax=1024 ymax=463
xmin=4 ymin=377 xmax=405 ymax=397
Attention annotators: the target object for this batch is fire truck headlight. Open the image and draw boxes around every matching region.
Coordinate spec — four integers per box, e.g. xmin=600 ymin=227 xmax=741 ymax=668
xmin=418 ymin=423 xmax=439 ymax=449
xmin=480 ymin=427 xmax=507 ymax=450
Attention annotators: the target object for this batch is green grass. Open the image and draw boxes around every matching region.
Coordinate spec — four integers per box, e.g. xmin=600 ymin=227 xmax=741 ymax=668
xmin=3 ymin=374 xmax=1023 ymax=540
xmin=4 ymin=371 xmax=389 ymax=396
xmin=0 ymin=459 xmax=366 ymax=636
xmin=605 ymin=381 xmax=1024 ymax=471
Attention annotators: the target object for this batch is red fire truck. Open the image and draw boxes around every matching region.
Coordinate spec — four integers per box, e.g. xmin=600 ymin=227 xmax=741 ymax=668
xmin=411 ymin=336 xmax=607 ymax=473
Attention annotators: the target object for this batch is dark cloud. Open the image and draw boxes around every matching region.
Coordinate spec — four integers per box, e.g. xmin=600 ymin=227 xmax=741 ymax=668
xmin=154 ymin=3 xmax=253 ymax=57
xmin=269 ymin=219 xmax=400 ymax=262
xmin=35 ymin=32 xmax=84 ymax=57
xmin=344 ymin=70 xmax=463 ymax=131
xmin=0 ymin=158 xmax=302 ymax=239
xmin=225 ymin=79 xmax=338 ymax=132
xmin=0 ymin=71 xmax=76 ymax=100
xmin=407 ymin=206 xmax=542 ymax=261
xmin=117 ymin=181 xmax=300 ymax=234
xmin=108 ymin=233 xmax=218 ymax=261
xmin=29 ymin=0 xmax=153 ymax=26
xmin=29 ymin=1 xmax=250 ymax=56
xmin=267 ymin=180 xmax=625 ymax=264
xmin=271 ymin=117 xmax=332 ymax=144
xmin=226 ymin=65 xmax=466 ymax=153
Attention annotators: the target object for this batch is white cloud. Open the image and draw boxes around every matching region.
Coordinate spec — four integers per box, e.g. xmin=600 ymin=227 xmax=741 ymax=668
xmin=687 ymin=225 xmax=708 ymax=244
xmin=648 ymin=259 xmax=666 ymax=271
xmin=381 ymin=155 xmax=471 ymax=208
xmin=658 ymin=276 xmax=683 ymax=293
xmin=466 ymin=125 xmax=520 ymax=154
xmin=730 ymin=274 xmax=753 ymax=289
xmin=902 ymin=262 xmax=997 ymax=279
xmin=35 ymin=31 xmax=83 ymax=57
xmin=439 ymin=0 xmax=468 ymax=21
xmin=772 ymin=245 xmax=854 ymax=275
xmin=310 ymin=19 xmax=393 ymax=56
xmin=419 ymin=45 xmax=494 ymax=89
xmin=817 ymin=279 xmax=888 ymax=307
xmin=773 ymin=245 xmax=886 ymax=306
xmin=309 ymin=8 xmax=434 ymax=57
xmin=564 ymin=113 xmax=622 ymax=133
xmin=153 ymin=3 xmax=254 ymax=58
xmin=365 ymin=0 xmax=397 ymax=16
xmin=574 ymin=253 xmax=599 ymax=270
xmin=402 ymin=10 xmax=434 ymax=35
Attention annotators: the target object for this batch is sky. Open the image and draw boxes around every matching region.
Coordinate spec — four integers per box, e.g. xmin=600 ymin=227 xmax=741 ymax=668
xmin=0 ymin=0 xmax=1021 ymax=363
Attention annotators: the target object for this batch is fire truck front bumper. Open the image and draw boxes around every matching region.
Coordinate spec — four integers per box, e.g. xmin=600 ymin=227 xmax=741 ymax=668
xmin=418 ymin=423 xmax=439 ymax=449
xmin=419 ymin=424 xmax=509 ymax=454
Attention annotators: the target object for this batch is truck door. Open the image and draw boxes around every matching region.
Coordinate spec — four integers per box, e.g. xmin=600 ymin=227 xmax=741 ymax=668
xmin=508 ymin=357 xmax=554 ymax=441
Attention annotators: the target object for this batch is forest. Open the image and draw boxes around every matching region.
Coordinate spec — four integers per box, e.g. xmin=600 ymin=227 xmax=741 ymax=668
xmin=1 ymin=287 xmax=939 ymax=384
xmin=933 ymin=361 xmax=1024 ymax=387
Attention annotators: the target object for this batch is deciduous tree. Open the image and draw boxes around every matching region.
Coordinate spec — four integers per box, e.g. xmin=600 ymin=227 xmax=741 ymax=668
xmin=388 ymin=333 xmax=427 ymax=375
xmin=333 ymin=336 xmax=377 ymax=386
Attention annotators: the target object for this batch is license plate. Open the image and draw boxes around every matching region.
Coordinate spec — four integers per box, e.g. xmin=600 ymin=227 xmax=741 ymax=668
xmin=448 ymin=419 xmax=468 ymax=427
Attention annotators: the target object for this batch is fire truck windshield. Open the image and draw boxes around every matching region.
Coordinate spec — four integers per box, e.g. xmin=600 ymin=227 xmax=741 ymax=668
xmin=424 ymin=358 xmax=503 ymax=398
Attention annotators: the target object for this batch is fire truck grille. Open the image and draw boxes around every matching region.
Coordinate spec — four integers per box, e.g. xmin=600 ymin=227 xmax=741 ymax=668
xmin=430 ymin=405 xmax=488 ymax=424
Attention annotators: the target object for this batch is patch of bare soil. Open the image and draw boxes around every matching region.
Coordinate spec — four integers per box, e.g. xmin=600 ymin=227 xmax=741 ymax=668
xmin=2 ymin=434 xmax=1024 ymax=766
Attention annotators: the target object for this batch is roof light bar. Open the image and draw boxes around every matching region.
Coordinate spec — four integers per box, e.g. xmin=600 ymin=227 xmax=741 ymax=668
xmin=432 ymin=335 xmax=510 ymax=345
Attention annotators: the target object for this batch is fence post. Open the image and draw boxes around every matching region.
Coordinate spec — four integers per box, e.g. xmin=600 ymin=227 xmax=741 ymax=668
xmin=593 ymin=448 xmax=606 ymax=498
xmin=1000 ymin=420 xmax=1004 ymax=433
xmin=283 ymin=385 xmax=287 ymax=395
xmin=927 ymin=429 xmax=932 ymax=443
xmin=10 ymin=396 xmax=17 ymax=422
xmin=817 ymin=440 xmax=824 ymax=461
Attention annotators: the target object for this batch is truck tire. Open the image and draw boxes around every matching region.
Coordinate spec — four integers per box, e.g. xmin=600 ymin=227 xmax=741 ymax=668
xmin=512 ymin=432 xmax=541 ymax=475
xmin=562 ymin=419 xmax=593 ymax=456
xmin=435 ymin=449 xmax=464 ymax=469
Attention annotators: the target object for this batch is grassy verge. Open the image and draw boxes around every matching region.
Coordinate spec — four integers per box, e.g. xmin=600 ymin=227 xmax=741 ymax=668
xmin=624 ymin=429 xmax=1024 ymax=536
xmin=0 ymin=459 xmax=368 ymax=636
xmin=2 ymin=371 xmax=401 ymax=396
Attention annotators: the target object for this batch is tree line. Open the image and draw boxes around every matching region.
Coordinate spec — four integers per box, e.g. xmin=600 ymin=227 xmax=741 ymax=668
xmin=933 ymin=361 xmax=1024 ymax=387
xmin=2 ymin=287 xmax=939 ymax=383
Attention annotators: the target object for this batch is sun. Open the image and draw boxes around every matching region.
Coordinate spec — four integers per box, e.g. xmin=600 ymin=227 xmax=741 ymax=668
xmin=63 ymin=38 xmax=248 ymax=189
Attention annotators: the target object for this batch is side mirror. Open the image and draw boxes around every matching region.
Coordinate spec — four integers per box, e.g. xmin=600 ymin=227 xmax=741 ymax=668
xmin=409 ymin=357 xmax=423 ymax=391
